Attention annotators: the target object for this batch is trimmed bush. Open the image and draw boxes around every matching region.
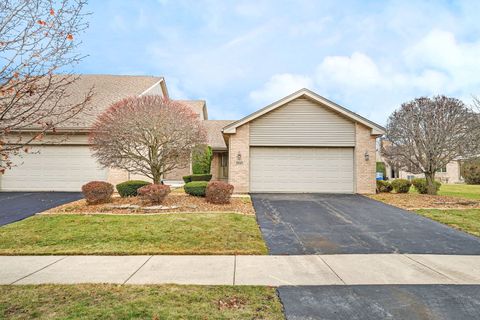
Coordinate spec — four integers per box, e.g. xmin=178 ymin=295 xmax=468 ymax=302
xmin=391 ymin=179 xmax=411 ymax=193
xmin=182 ymin=174 xmax=212 ymax=183
xmin=412 ymin=178 xmax=441 ymax=194
xmin=81 ymin=181 xmax=114 ymax=205
xmin=137 ymin=184 xmax=171 ymax=204
xmin=206 ymin=181 xmax=234 ymax=204
xmin=376 ymin=180 xmax=392 ymax=193
xmin=461 ymin=159 xmax=480 ymax=184
xmin=116 ymin=180 xmax=150 ymax=197
xmin=192 ymin=145 xmax=213 ymax=174
xmin=184 ymin=181 xmax=208 ymax=197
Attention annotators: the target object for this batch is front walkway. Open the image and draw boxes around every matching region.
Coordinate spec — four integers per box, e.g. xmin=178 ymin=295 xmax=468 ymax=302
xmin=1 ymin=254 xmax=480 ymax=285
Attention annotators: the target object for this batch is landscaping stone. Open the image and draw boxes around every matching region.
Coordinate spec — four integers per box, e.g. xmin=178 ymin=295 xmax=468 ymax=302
xmin=143 ymin=205 xmax=180 ymax=210
xmin=106 ymin=204 xmax=141 ymax=210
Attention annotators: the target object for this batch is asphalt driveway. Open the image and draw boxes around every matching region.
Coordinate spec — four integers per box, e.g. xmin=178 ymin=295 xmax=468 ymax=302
xmin=252 ymin=193 xmax=480 ymax=255
xmin=278 ymin=285 xmax=480 ymax=320
xmin=0 ymin=192 xmax=82 ymax=226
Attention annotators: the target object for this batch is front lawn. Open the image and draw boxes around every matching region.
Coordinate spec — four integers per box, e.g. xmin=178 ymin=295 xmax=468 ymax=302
xmin=0 ymin=214 xmax=267 ymax=255
xmin=0 ymin=284 xmax=284 ymax=319
xmin=436 ymin=184 xmax=480 ymax=200
xmin=415 ymin=209 xmax=480 ymax=237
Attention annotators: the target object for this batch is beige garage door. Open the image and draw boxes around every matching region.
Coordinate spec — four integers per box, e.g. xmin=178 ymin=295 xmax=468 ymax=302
xmin=250 ymin=147 xmax=354 ymax=193
xmin=0 ymin=146 xmax=107 ymax=191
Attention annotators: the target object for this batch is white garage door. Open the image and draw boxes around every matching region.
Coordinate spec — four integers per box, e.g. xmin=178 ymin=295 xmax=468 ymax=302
xmin=0 ymin=146 xmax=107 ymax=191
xmin=250 ymin=147 xmax=354 ymax=193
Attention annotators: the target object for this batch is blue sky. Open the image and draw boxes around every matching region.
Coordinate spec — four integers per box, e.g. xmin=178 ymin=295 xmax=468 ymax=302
xmin=77 ymin=0 xmax=480 ymax=125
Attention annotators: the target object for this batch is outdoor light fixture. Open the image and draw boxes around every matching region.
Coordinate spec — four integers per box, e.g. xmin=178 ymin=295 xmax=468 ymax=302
xmin=364 ymin=151 xmax=370 ymax=161
xmin=236 ymin=151 xmax=243 ymax=165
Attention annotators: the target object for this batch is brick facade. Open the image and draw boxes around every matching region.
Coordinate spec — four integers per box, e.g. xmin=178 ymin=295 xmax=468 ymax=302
xmin=107 ymin=168 xmax=129 ymax=186
xmin=211 ymin=152 xmax=221 ymax=181
xmin=163 ymin=165 xmax=190 ymax=181
xmin=355 ymin=122 xmax=377 ymax=194
xmin=227 ymin=123 xmax=250 ymax=193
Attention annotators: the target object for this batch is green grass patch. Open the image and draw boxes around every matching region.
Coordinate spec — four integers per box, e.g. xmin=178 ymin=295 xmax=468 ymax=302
xmin=0 ymin=284 xmax=284 ymax=319
xmin=0 ymin=214 xmax=268 ymax=255
xmin=415 ymin=209 xmax=480 ymax=237
xmin=436 ymin=184 xmax=480 ymax=200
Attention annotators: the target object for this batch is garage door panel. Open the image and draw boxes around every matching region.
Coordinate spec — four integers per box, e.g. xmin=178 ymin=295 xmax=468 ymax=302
xmin=250 ymin=147 xmax=354 ymax=193
xmin=0 ymin=146 xmax=107 ymax=191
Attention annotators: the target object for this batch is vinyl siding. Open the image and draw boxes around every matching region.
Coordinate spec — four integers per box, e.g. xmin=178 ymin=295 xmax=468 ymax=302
xmin=249 ymin=97 xmax=355 ymax=146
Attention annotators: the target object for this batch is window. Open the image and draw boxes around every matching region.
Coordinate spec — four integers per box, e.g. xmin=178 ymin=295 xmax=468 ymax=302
xmin=437 ymin=167 xmax=447 ymax=173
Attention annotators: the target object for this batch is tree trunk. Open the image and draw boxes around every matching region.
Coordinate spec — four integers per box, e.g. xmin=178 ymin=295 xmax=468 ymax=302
xmin=424 ymin=172 xmax=437 ymax=195
xmin=152 ymin=173 xmax=161 ymax=184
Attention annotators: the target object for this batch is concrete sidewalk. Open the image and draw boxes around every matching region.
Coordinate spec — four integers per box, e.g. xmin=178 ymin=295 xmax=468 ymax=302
xmin=1 ymin=254 xmax=480 ymax=286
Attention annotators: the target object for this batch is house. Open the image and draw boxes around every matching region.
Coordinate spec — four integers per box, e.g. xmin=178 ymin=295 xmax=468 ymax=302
xmin=377 ymin=142 xmax=463 ymax=184
xmin=221 ymin=89 xmax=385 ymax=193
xmin=0 ymin=76 xmax=385 ymax=194
xmin=381 ymin=159 xmax=463 ymax=184
xmin=0 ymin=75 xmax=206 ymax=191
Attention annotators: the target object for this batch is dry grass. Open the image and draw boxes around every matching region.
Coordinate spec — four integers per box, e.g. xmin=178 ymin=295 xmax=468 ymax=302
xmin=47 ymin=193 xmax=255 ymax=215
xmin=0 ymin=213 xmax=267 ymax=255
xmin=415 ymin=209 xmax=480 ymax=237
xmin=0 ymin=284 xmax=284 ymax=319
xmin=368 ymin=193 xmax=480 ymax=210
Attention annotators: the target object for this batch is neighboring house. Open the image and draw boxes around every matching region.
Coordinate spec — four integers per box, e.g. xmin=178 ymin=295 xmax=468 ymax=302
xmin=0 ymin=75 xmax=205 ymax=191
xmin=0 ymin=78 xmax=385 ymax=194
xmin=377 ymin=143 xmax=463 ymax=184
xmin=397 ymin=161 xmax=462 ymax=184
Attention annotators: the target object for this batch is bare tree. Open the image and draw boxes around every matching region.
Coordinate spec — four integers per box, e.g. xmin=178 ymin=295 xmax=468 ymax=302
xmin=89 ymin=96 xmax=207 ymax=184
xmin=0 ymin=0 xmax=91 ymax=173
xmin=382 ymin=96 xmax=480 ymax=194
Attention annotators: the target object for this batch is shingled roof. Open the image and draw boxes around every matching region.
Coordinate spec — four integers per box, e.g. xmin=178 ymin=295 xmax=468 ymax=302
xmin=203 ymin=120 xmax=234 ymax=150
xmin=18 ymin=74 xmax=208 ymax=131
xmin=55 ymin=74 xmax=165 ymax=129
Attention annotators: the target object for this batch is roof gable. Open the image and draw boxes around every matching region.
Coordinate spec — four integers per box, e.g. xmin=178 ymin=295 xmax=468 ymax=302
xmin=223 ymin=88 xmax=385 ymax=135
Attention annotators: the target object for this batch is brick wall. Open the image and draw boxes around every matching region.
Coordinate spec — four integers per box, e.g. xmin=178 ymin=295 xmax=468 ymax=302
xmin=227 ymin=124 xmax=250 ymax=193
xmin=211 ymin=152 xmax=221 ymax=181
xmin=107 ymin=168 xmax=129 ymax=186
xmin=355 ymin=123 xmax=377 ymax=194
xmin=163 ymin=165 xmax=190 ymax=181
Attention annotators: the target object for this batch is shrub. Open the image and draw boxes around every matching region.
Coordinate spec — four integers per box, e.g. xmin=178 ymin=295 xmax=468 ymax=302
xmin=412 ymin=178 xmax=441 ymax=194
xmin=391 ymin=179 xmax=411 ymax=193
xmin=376 ymin=180 xmax=392 ymax=193
xmin=182 ymin=174 xmax=213 ymax=183
xmin=206 ymin=181 xmax=234 ymax=204
xmin=81 ymin=181 xmax=114 ymax=205
xmin=461 ymin=159 xmax=480 ymax=184
xmin=192 ymin=145 xmax=213 ymax=174
xmin=116 ymin=180 xmax=150 ymax=197
xmin=137 ymin=184 xmax=171 ymax=204
xmin=184 ymin=181 xmax=208 ymax=197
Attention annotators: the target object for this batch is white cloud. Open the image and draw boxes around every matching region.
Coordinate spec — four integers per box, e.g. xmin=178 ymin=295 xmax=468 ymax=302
xmin=404 ymin=29 xmax=480 ymax=92
xmin=249 ymin=73 xmax=314 ymax=105
xmin=249 ymin=29 xmax=480 ymax=125
xmin=86 ymin=1 xmax=480 ymax=125
xmin=316 ymin=52 xmax=382 ymax=89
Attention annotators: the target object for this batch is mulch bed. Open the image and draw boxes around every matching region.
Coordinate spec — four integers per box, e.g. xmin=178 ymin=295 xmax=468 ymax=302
xmin=45 ymin=193 xmax=255 ymax=215
xmin=368 ymin=193 xmax=480 ymax=210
